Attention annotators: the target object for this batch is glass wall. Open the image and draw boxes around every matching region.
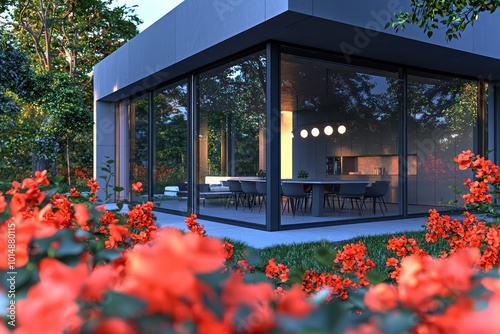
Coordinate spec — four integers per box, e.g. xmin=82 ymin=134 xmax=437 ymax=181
xmin=407 ymin=73 xmax=477 ymax=213
xmin=123 ymin=44 xmax=482 ymax=229
xmin=129 ymin=94 xmax=149 ymax=202
xmin=197 ymin=50 xmax=267 ymax=223
xmin=154 ymin=80 xmax=189 ymax=212
xmin=281 ymin=53 xmax=401 ymax=225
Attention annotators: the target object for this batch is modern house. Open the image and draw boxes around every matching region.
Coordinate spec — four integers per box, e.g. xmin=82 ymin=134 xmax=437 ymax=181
xmin=94 ymin=0 xmax=500 ymax=231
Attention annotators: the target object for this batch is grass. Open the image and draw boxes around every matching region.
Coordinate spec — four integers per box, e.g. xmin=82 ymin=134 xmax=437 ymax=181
xmin=222 ymin=229 xmax=450 ymax=282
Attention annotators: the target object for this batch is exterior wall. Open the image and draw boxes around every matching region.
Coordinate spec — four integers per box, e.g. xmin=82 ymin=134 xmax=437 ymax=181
xmin=93 ymin=100 xmax=116 ymax=200
xmin=116 ymin=101 xmax=129 ymax=201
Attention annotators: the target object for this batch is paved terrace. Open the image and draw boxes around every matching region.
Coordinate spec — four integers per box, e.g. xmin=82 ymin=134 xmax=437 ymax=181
xmin=154 ymin=212 xmax=444 ymax=248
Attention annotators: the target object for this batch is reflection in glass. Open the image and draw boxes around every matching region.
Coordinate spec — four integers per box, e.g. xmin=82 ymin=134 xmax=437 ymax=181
xmin=407 ymin=74 xmax=477 ymax=213
xmin=281 ymin=53 xmax=401 ymax=224
xmin=154 ymin=80 xmax=188 ymax=212
xmin=198 ymin=50 xmax=266 ymax=223
xmin=130 ymin=94 xmax=149 ymax=202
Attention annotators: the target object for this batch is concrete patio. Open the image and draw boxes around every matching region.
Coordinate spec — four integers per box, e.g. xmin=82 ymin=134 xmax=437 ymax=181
xmin=154 ymin=211 xmax=445 ymax=248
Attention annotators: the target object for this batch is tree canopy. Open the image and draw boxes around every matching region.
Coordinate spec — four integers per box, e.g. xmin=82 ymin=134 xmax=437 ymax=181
xmin=388 ymin=0 xmax=500 ymax=40
xmin=0 ymin=1 xmax=141 ymax=183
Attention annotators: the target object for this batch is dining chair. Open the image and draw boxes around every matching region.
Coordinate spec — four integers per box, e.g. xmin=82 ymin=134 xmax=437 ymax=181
xmin=281 ymin=183 xmax=309 ymax=217
xmin=226 ymin=180 xmax=244 ymax=210
xmin=363 ymin=181 xmax=390 ymax=215
xmin=323 ymin=184 xmax=340 ymax=211
xmin=255 ymin=181 xmax=267 ymax=213
xmin=240 ymin=181 xmax=260 ymax=211
xmin=336 ymin=183 xmax=368 ymax=217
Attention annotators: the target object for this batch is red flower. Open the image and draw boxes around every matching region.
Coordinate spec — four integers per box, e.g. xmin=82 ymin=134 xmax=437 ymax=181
xmin=70 ymin=188 xmax=80 ymax=197
xmin=17 ymin=258 xmax=88 ymax=333
xmin=265 ymin=258 xmax=289 ymax=282
xmin=131 ymin=182 xmax=143 ymax=192
xmin=454 ymin=150 xmax=475 ymax=170
xmin=92 ymin=318 xmax=137 ymax=334
xmin=34 ymin=170 xmax=50 ymax=186
xmin=87 ymin=177 xmax=100 ymax=193
xmin=276 ymin=285 xmax=315 ymax=318
xmin=364 ymin=283 xmax=398 ymax=312
xmin=74 ymin=203 xmax=91 ymax=230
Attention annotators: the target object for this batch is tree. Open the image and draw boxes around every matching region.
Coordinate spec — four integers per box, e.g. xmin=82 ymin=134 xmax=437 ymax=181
xmin=0 ymin=29 xmax=42 ymax=180
xmin=388 ymin=0 xmax=500 ymax=40
xmin=0 ymin=0 xmax=141 ymax=183
xmin=1 ymin=0 xmax=140 ymax=88
xmin=0 ymin=29 xmax=35 ymax=113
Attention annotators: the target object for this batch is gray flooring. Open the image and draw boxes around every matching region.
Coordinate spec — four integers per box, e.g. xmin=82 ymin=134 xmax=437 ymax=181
xmin=155 ymin=197 xmax=450 ymax=227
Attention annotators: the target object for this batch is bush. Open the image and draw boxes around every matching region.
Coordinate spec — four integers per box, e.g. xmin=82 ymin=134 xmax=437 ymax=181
xmin=1 ymin=151 xmax=500 ymax=333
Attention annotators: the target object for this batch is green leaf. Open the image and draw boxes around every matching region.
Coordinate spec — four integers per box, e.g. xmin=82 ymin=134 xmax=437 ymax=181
xmin=365 ymin=269 xmax=390 ymax=285
xmin=53 ymin=175 xmax=65 ymax=185
xmin=101 ymin=291 xmax=147 ymax=318
xmin=197 ymin=270 xmax=229 ymax=293
xmin=1 ymin=265 xmax=34 ymax=291
xmin=0 ymin=211 xmax=11 ymax=222
xmin=54 ymin=239 xmax=85 ymax=258
xmin=135 ymin=314 xmax=174 ymax=332
xmin=93 ymin=248 xmax=121 ymax=264
xmin=314 ymin=246 xmax=337 ymax=267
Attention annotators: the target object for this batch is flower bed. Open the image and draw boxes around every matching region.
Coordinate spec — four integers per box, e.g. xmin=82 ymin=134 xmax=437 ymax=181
xmin=1 ymin=151 xmax=500 ymax=333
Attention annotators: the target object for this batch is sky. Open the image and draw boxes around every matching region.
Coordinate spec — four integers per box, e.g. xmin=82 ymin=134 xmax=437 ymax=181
xmin=114 ymin=0 xmax=185 ymax=31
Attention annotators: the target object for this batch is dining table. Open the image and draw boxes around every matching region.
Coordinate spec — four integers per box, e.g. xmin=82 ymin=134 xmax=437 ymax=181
xmin=281 ymin=180 xmax=372 ymax=217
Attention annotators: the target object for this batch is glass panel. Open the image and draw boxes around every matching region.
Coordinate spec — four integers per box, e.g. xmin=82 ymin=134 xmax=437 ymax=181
xmin=154 ymin=80 xmax=189 ymax=212
xmin=130 ymin=94 xmax=149 ymax=202
xmin=407 ymin=74 xmax=477 ymax=214
xmin=281 ymin=53 xmax=401 ymax=225
xmin=198 ymin=50 xmax=266 ymax=224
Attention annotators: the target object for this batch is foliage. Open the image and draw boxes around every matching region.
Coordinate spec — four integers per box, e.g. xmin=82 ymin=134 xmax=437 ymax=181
xmin=198 ymin=52 xmax=266 ymax=178
xmin=154 ymin=82 xmax=189 ymax=190
xmin=0 ymin=0 xmax=142 ymax=179
xmin=3 ymin=152 xmax=500 ymax=333
xmin=256 ymin=169 xmax=266 ymax=179
xmin=297 ymin=169 xmax=309 ymax=179
xmin=388 ymin=0 xmax=500 ymax=40
xmin=0 ymin=29 xmax=35 ymax=114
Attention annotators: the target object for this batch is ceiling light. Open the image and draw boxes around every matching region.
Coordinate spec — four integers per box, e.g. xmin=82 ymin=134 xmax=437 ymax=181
xmin=324 ymin=125 xmax=333 ymax=136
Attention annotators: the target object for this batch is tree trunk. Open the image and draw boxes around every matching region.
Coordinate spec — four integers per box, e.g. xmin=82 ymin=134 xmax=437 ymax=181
xmin=32 ymin=153 xmax=50 ymax=174
xmin=66 ymin=137 xmax=71 ymax=185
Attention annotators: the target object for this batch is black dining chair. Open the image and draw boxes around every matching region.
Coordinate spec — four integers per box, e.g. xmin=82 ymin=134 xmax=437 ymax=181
xmin=240 ymin=181 xmax=260 ymax=211
xmin=281 ymin=183 xmax=309 ymax=217
xmin=226 ymin=180 xmax=244 ymax=210
xmin=323 ymin=184 xmax=340 ymax=211
xmin=363 ymin=181 xmax=390 ymax=215
xmin=336 ymin=183 xmax=368 ymax=217
xmin=255 ymin=181 xmax=267 ymax=213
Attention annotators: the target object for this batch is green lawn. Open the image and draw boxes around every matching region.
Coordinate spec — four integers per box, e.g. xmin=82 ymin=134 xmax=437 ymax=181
xmin=223 ymin=230 xmax=449 ymax=283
